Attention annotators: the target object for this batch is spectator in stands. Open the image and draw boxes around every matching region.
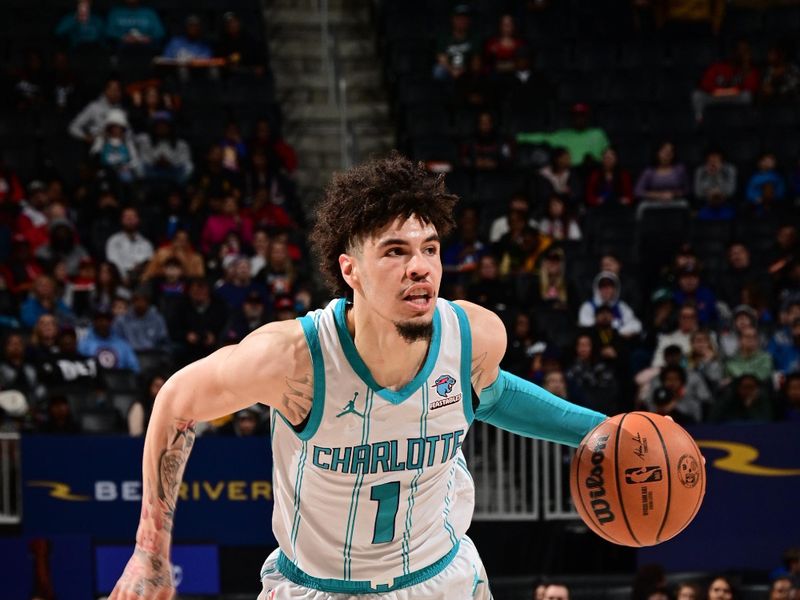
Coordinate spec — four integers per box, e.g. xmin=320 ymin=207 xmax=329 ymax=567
xmin=488 ymin=194 xmax=538 ymax=243
xmin=585 ymin=147 xmax=634 ymax=208
xmin=652 ymin=304 xmax=699 ymax=368
xmin=762 ymin=44 xmax=800 ymax=101
xmin=688 ymin=329 xmax=724 ymax=393
xmin=0 ymin=332 xmax=45 ymax=405
xmin=11 ymin=49 xmax=47 ymax=112
xmin=142 ymin=228 xmax=204 ymax=281
xmin=433 ymin=4 xmax=478 ymax=81
xmin=542 ymin=370 xmax=572 ymax=403
xmin=769 ymin=317 xmax=800 ymax=376
xmin=163 ymin=14 xmax=212 ymax=62
xmin=128 ymin=371 xmax=165 ymax=436
xmin=68 ymin=77 xmax=124 ymax=144
xmin=0 ymin=157 xmax=25 ymax=204
xmin=128 ymin=82 xmax=175 ymax=132
xmin=784 ymin=375 xmax=800 ymax=420
xmin=501 ymin=312 xmax=542 ymax=376
xmin=769 ymin=225 xmax=798 ymax=289
xmin=136 ymin=111 xmax=193 ymax=183
xmin=711 ymin=373 xmax=773 ymax=423
xmin=538 ymin=148 xmax=578 ymax=201
xmin=483 ymin=14 xmax=525 ymax=76
xmin=51 ymin=50 xmax=81 ymax=113
xmin=217 ymin=11 xmax=266 ymax=75
xmin=496 ymin=220 xmax=552 ymax=278
xmin=529 ymin=246 xmax=571 ymax=311
xmin=215 ymin=406 xmax=265 ymax=437
xmin=543 ymin=583 xmax=570 ymax=600
xmin=746 ymin=152 xmax=786 ymax=216
xmin=171 ymin=278 xmax=228 ymax=365
xmin=35 ymin=215 xmax=89 ymax=277
xmin=456 ymin=52 xmax=494 ymax=109
xmin=719 ymin=304 xmax=761 ymax=358
xmin=16 ymin=180 xmax=52 ymax=251
xmin=219 ymin=121 xmax=248 ymax=173
xmin=112 ymin=285 xmax=168 ymax=352
xmin=578 ymin=271 xmax=642 ymax=337
xmin=673 ymin=266 xmax=718 ymax=325
xmin=634 ymin=141 xmax=689 ymax=202
xmin=248 ymin=228 xmax=271 ymax=277
xmin=223 ymin=290 xmax=269 ymax=343
xmin=538 ymin=194 xmax=581 ymax=241
xmin=90 ymin=108 xmax=142 ymax=183
xmin=770 ymin=577 xmax=793 ymax=600
xmin=56 ymin=0 xmax=105 ymax=49
xmin=248 ymin=118 xmax=298 ymax=175
xmin=517 ymin=103 xmax=610 ymax=166
xmin=533 ymin=583 xmax=547 ymax=600
xmin=460 ymin=111 xmax=513 ymax=171
xmin=644 ymin=364 xmax=704 ymax=424
xmin=725 ymin=326 xmax=773 ymax=382
xmin=63 ymin=256 xmax=97 ymax=318
xmin=105 ymin=207 xmax=154 ymax=284
xmin=202 ymin=195 xmax=254 ymax=254
xmin=442 ymin=207 xmax=485 ymax=281
xmin=719 ymin=242 xmax=769 ymax=310
xmin=38 ymin=395 xmax=81 ymax=434
xmin=675 ymin=582 xmax=702 ymax=600
xmin=192 ymin=144 xmax=243 ymax=206
xmin=467 ymin=254 xmax=515 ymax=315
xmin=20 ymin=275 xmax=74 ymax=329
xmin=566 ymin=333 xmax=619 ymax=415
xmin=692 ymin=40 xmax=759 ymax=123
xmin=646 ymin=590 xmax=670 ymax=600
xmin=216 ymin=256 xmax=269 ymax=311
xmin=274 ymin=294 xmax=298 ymax=321
xmin=27 ymin=315 xmax=60 ymax=362
xmin=258 ymin=238 xmax=298 ymax=297
xmin=91 ymin=260 xmax=128 ymax=312
xmin=105 ymin=0 xmax=165 ymax=49
xmin=79 ymin=307 xmax=140 ymax=372
xmin=694 ymin=147 xmax=737 ymax=220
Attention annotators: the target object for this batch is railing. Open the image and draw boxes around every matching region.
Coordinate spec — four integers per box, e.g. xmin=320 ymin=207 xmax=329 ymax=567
xmin=0 ymin=433 xmax=21 ymax=524
xmin=463 ymin=424 xmax=579 ymax=521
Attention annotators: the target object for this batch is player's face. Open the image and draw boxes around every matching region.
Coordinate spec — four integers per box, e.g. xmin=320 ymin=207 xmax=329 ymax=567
xmin=345 ymin=216 xmax=441 ymax=335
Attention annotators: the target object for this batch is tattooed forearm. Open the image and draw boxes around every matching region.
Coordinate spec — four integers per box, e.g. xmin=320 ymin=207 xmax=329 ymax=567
xmin=471 ymin=352 xmax=488 ymax=389
xmin=280 ymin=374 xmax=313 ymax=424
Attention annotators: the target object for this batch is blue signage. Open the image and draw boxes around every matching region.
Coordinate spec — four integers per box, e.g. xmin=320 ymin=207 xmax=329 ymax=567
xmin=95 ymin=544 xmax=220 ymax=595
xmin=639 ymin=422 xmax=800 ymax=571
xmin=20 ymin=435 xmax=275 ymax=545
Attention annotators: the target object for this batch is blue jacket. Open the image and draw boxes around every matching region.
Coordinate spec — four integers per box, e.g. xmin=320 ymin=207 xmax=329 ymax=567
xmin=112 ymin=306 xmax=169 ymax=352
xmin=672 ymin=286 xmax=718 ymax=325
xmin=20 ymin=297 xmax=74 ymax=329
xmin=78 ymin=329 xmax=140 ymax=372
xmin=746 ymin=171 xmax=786 ymax=204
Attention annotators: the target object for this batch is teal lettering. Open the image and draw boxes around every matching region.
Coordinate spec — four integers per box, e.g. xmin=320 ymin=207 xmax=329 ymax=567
xmin=440 ymin=432 xmax=454 ymax=462
xmin=389 ymin=440 xmax=406 ymax=471
xmin=371 ymin=441 xmax=391 ymax=474
xmin=352 ymin=444 xmax=371 ymax=474
xmin=425 ymin=435 xmax=441 ymax=467
xmin=330 ymin=447 xmax=352 ymax=474
xmin=313 ymin=446 xmax=331 ymax=470
xmin=452 ymin=429 xmax=464 ymax=459
xmin=406 ymin=438 xmax=425 ymax=470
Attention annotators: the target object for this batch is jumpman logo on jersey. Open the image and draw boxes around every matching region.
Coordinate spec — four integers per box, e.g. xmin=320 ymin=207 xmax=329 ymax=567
xmin=472 ymin=564 xmax=485 ymax=597
xmin=336 ymin=392 xmax=364 ymax=419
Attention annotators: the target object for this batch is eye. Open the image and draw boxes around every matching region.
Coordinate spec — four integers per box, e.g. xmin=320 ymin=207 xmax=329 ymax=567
xmin=424 ymin=246 xmax=438 ymax=255
xmin=386 ymin=248 xmax=402 ymax=257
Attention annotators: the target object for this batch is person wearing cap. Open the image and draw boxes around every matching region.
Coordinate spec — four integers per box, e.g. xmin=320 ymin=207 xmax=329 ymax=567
xmin=163 ymin=14 xmax=212 ymax=63
xmin=578 ymin=271 xmax=642 ymax=337
xmin=672 ymin=265 xmax=718 ymax=325
xmin=433 ymin=4 xmax=479 ymax=81
xmin=34 ymin=216 xmax=90 ymax=277
xmin=68 ymin=77 xmax=124 ymax=143
xmin=112 ymin=285 xmax=169 ymax=352
xmin=105 ymin=0 xmax=165 ymax=49
xmin=517 ymin=102 xmax=610 ymax=165
xmin=216 ymin=11 xmax=266 ymax=73
xmin=531 ymin=246 xmax=571 ymax=311
xmin=136 ymin=110 xmax=193 ymax=183
xmin=90 ymin=108 xmax=142 ymax=183
xmin=79 ymin=307 xmax=140 ymax=372
xmin=273 ymin=294 xmax=297 ymax=322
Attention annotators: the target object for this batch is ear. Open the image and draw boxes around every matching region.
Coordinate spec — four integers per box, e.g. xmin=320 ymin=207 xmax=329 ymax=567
xmin=339 ymin=253 xmax=358 ymax=289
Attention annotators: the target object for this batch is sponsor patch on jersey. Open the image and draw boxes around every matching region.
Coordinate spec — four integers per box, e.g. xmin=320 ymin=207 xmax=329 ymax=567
xmin=429 ymin=393 xmax=462 ymax=410
xmin=433 ymin=374 xmax=457 ymax=397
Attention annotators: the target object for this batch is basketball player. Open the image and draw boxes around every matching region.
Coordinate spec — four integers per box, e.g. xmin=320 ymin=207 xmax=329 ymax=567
xmin=109 ymin=154 xmax=606 ymax=600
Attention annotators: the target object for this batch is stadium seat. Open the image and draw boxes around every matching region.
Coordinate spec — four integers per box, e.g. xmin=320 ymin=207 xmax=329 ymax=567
xmin=103 ymin=369 xmax=140 ymax=394
xmin=80 ymin=407 xmax=124 ymax=434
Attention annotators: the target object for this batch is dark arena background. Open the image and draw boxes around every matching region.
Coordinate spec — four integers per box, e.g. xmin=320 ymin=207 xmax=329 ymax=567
xmin=1 ymin=0 xmax=799 ymax=598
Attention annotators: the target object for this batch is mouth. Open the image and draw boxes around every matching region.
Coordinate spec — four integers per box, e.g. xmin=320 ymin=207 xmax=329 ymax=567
xmin=401 ymin=286 xmax=434 ymax=310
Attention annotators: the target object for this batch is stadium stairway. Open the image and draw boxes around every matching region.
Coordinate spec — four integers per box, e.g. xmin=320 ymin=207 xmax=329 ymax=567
xmin=265 ymin=0 xmax=394 ymax=205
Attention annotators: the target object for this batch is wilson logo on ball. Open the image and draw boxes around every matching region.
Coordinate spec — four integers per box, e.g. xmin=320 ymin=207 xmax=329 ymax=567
xmin=584 ymin=434 xmax=615 ymax=525
xmin=624 ymin=466 xmax=663 ymax=484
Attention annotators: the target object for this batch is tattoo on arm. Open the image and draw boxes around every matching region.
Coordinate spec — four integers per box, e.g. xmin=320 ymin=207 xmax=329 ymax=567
xmin=155 ymin=419 xmax=195 ymax=533
xmin=471 ymin=352 xmax=488 ymax=390
xmin=280 ymin=374 xmax=313 ymax=424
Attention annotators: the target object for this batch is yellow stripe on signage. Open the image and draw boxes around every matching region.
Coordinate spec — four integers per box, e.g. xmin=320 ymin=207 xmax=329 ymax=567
xmin=27 ymin=480 xmax=91 ymax=501
xmin=697 ymin=441 xmax=800 ymax=477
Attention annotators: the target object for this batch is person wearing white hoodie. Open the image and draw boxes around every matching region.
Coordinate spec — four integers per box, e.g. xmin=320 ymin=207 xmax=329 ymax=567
xmin=577 ymin=271 xmax=642 ymax=337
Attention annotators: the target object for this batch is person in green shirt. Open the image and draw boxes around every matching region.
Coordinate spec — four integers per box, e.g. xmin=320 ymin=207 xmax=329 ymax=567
xmin=724 ymin=326 xmax=774 ymax=382
xmin=516 ymin=103 xmax=610 ymax=165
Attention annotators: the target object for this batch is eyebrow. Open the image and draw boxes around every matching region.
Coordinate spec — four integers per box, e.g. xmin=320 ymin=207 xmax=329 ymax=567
xmin=377 ymin=234 xmax=440 ymax=248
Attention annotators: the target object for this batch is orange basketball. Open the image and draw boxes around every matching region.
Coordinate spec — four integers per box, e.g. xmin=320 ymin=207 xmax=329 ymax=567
xmin=569 ymin=412 xmax=705 ymax=547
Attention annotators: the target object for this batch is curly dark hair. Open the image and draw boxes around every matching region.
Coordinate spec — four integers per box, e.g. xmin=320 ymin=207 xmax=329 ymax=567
xmin=310 ymin=152 xmax=458 ymax=296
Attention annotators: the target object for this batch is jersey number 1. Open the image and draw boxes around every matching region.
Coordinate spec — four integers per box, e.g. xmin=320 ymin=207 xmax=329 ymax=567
xmin=370 ymin=481 xmax=400 ymax=543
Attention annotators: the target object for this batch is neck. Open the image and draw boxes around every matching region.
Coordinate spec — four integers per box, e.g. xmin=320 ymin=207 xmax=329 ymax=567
xmin=346 ymin=299 xmax=431 ymax=391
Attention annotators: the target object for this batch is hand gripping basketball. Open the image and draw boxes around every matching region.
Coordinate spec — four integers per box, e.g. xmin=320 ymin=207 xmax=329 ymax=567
xmin=108 ymin=546 xmax=175 ymax=600
xmin=570 ymin=411 xmax=706 ymax=547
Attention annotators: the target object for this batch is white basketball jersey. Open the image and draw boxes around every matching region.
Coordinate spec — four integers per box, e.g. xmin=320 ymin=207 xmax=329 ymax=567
xmin=270 ymin=298 xmax=475 ymax=592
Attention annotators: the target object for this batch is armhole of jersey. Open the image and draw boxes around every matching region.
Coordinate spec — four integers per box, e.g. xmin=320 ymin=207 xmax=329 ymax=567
xmin=448 ymin=301 xmax=474 ymax=425
xmin=278 ymin=314 xmax=325 ymax=440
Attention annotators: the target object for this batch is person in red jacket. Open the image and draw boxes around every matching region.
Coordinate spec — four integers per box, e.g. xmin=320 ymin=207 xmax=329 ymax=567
xmin=692 ymin=39 xmax=760 ymax=123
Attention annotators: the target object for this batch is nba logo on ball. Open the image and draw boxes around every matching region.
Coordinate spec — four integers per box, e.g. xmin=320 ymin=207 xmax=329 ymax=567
xmin=570 ymin=412 xmax=706 ymax=547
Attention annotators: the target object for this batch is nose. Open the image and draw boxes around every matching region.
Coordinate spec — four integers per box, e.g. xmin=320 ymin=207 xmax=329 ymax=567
xmin=406 ymin=250 xmax=430 ymax=281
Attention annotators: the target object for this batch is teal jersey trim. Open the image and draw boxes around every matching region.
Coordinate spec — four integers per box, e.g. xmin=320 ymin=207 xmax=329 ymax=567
xmin=333 ymin=298 xmax=442 ymax=405
xmin=448 ymin=301 xmax=474 ymax=424
xmin=276 ymin=541 xmax=460 ymax=594
xmin=277 ymin=314 xmax=326 ymax=440
xmin=442 ymin=464 xmax=459 ymax=546
xmin=400 ymin=383 xmax=428 ymax=574
xmin=343 ymin=387 xmax=374 ymax=579
xmin=290 ymin=440 xmax=308 ymax=562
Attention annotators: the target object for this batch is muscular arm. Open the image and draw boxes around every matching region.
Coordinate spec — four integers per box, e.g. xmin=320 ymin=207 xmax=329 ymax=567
xmin=110 ymin=320 xmax=312 ymax=599
xmin=456 ymin=301 xmax=606 ymax=447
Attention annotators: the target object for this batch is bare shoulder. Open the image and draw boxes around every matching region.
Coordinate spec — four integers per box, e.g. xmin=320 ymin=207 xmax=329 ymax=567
xmin=453 ymin=300 xmax=507 ymax=390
